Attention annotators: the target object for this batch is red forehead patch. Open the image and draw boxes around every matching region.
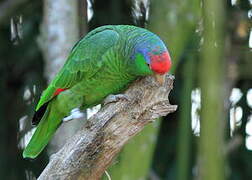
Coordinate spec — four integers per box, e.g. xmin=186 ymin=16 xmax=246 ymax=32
xmin=150 ymin=52 xmax=172 ymax=74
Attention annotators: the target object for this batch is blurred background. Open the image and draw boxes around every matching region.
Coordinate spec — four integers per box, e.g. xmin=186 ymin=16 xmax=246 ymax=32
xmin=0 ymin=0 xmax=251 ymax=179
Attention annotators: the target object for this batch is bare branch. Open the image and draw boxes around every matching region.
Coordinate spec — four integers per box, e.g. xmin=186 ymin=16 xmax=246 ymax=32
xmin=38 ymin=75 xmax=177 ymax=180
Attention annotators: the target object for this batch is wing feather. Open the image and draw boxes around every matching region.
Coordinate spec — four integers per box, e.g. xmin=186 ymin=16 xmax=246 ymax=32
xmin=36 ymin=27 xmax=120 ymax=111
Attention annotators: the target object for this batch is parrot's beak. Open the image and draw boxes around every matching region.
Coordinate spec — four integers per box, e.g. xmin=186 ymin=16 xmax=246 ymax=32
xmin=154 ymin=73 xmax=166 ymax=85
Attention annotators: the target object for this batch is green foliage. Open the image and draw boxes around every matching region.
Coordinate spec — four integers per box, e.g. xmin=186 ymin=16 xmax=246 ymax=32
xmin=176 ymin=53 xmax=197 ymax=180
xmin=198 ymin=0 xmax=226 ymax=179
xmin=149 ymin=0 xmax=200 ymax=73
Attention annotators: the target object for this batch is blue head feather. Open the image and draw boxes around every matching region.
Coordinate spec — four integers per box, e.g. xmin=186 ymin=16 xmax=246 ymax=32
xmin=131 ymin=33 xmax=168 ymax=64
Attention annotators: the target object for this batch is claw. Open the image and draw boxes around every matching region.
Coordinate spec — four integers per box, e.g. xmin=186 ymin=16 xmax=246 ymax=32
xmin=103 ymin=94 xmax=130 ymax=105
xmin=63 ymin=108 xmax=85 ymax=122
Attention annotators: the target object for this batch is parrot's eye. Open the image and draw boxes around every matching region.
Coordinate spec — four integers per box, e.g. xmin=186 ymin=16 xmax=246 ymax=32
xmin=145 ymin=62 xmax=150 ymax=67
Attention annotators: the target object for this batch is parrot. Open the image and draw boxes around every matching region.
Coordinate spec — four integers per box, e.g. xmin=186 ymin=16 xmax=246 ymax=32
xmin=23 ymin=25 xmax=172 ymax=159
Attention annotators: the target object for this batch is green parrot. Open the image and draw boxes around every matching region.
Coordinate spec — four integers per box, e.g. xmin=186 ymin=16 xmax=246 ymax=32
xmin=23 ymin=25 xmax=172 ymax=159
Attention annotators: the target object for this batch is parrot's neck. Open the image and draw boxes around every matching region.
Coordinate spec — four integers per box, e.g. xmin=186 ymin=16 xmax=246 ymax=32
xmin=128 ymin=53 xmax=153 ymax=76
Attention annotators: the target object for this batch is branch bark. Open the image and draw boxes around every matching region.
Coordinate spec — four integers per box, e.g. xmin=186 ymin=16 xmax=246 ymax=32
xmin=38 ymin=75 xmax=177 ymax=180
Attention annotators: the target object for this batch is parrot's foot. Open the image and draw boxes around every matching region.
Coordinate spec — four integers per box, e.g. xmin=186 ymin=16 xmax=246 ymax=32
xmin=103 ymin=94 xmax=130 ymax=105
xmin=63 ymin=108 xmax=85 ymax=122
xmin=49 ymin=153 xmax=57 ymax=161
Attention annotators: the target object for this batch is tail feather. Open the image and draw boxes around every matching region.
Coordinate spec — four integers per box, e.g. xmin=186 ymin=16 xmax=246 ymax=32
xmin=32 ymin=102 xmax=49 ymax=125
xmin=23 ymin=101 xmax=63 ymax=159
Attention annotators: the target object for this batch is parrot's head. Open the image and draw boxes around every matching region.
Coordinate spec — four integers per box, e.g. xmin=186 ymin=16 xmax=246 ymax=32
xmin=132 ymin=36 xmax=172 ymax=85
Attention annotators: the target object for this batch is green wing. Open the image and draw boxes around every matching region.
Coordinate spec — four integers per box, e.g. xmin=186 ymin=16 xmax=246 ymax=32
xmin=36 ymin=27 xmax=120 ymax=111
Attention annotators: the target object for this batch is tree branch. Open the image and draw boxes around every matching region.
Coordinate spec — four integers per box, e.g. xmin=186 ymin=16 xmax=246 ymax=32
xmin=38 ymin=75 xmax=177 ymax=180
